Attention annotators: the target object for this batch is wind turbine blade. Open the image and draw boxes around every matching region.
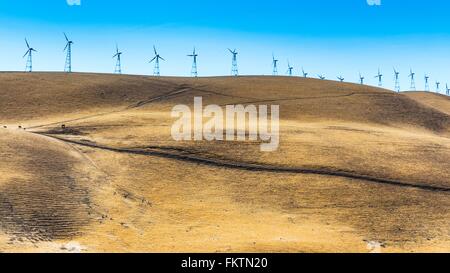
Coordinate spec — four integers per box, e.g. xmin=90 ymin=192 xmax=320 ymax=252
xmin=25 ymin=38 xmax=30 ymax=49
xmin=159 ymin=56 xmax=165 ymax=61
xmin=149 ymin=56 xmax=157 ymax=63
xmin=153 ymin=46 xmax=157 ymax=55
xmin=64 ymin=43 xmax=69 ymax=51
xmin=23 ymin=50 xmax=29 ymax=58
xmin=64 ymin=33 xmax=69 ymax=42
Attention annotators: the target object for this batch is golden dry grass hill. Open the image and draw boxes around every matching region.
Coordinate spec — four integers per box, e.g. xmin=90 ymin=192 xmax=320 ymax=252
xmin=0 ymin=72 xmax=449 ymax=253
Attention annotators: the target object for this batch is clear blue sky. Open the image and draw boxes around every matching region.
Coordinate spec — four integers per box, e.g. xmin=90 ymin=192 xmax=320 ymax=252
xmin=0 ymin=0 xmax=449 ymax=91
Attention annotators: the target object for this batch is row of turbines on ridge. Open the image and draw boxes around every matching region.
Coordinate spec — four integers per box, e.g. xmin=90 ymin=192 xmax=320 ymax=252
xmin=22 ymin=34 xmax=450 ymax=96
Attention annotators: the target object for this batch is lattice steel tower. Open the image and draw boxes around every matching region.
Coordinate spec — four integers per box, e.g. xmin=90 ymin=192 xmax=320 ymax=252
xmin=113 ymin=44 xmax=123 ymax=74
xmin=424 ymin=75 xmax=430 ymax=91
xmin=375 ymin=69 xmax=383 ymax=87
xmin=149 ymin=46 xmax=164 ymax=76
xmin=23 ymin=39 xmax=36 ymax=72
xmin=302 ymin=68 xmax=308 ymax=78
xmin=272 ymin=54 xmax=279 ymax=75
xmin=394 ymin=68 xmax=400 ymax=92
xmin=409 ymin=69 xmax=416 ymax=91
xmin=188 ymin=48 xmax=198 ymax=77
xmin=228 ymin=49 xmax=238 ymax=76
xmin=64 ymin=33 xmax=73 ymax=73
xmin=287 ymin=61 xmax=293 ymax=76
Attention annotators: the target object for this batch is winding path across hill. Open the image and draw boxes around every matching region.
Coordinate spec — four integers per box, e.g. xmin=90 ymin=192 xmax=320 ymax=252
xmin=34 ymin=132 xmax=450 ymax=194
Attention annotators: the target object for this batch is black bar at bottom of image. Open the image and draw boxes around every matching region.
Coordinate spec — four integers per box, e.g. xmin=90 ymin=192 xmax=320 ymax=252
xmin=0 ymin=253 xmax=445 ymax=272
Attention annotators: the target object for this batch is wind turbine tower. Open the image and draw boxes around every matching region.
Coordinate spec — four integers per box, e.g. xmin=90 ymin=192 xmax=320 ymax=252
xmin=63 ymin=33 xmax=73 ymax=73
xmin=446 ymin=84 xmax=449 ymax=96
xmin=425 ymin=75 xmax=430 ymax=91
xmin=23 ymin=39 xmax=37 ymax=72
xmin=272 ymin=54 xmax=279 ymax=75
xmin=409 ymin=69 xmax=416 ymax=91
xmin=287 ymin=61 xmax=293 ymax=76
xmin=394 ymin=68 xmax=400 ymax=92
xmin=113 ymin=44 xmax=123 ymax=74
xmin=187 ymin=47 xmax=198 ymax=77
xmin=149 ymin=46 xmax=165 ymax=76
xmin=302 ymin=67 xmax=308 ymax=78
xmin=229 ymin=49 xmax=239 ymax=76
xmin=375 ymin=69 xmax=383 ymax=87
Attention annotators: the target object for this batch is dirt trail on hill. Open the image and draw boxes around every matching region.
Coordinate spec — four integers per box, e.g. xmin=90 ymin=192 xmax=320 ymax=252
xmin=34 ymin=132 xmax=450 ymax=193
xmin=27 ymin=85 xmax=194 ymax=130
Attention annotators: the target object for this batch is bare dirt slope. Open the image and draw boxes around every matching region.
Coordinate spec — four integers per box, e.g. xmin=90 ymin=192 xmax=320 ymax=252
xmin=404 ymin=91 xmax=450 ymax=116
xmin=0 ymin=72 xmax=449 ymax=253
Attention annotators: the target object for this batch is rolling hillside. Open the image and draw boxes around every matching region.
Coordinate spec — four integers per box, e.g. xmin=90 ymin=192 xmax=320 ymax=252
xmin=0 ymin=72 xmax=449 ymax=252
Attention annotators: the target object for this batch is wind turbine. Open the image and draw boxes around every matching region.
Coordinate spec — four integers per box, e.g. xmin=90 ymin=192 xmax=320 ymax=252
xmin=228 ymin=48 xmax=238 ymax=76
xmin=302 ymin=67 xmax=308 ymax=78
xmin=63 ymin=33 xmax=73 ymax=73
xmin=287 ymin=61 xmax=293 ymax=76
xmin=272 ymin=54 xmax=279 ymax=75
xmin=23 ymin=38 xmax=37 ymax=72
xmin=375 ymin=69 xmax=383 ymax=87
xmin=149 ymin=46 xmax=164 ymax=76
xmin=187 ymin=47 xmax=198 ymax=77
xmin=436 ymin=81 xmax=441 ymax=93
xmin=359 ymin=72 xmax=365 ymax=85
xmin=318 ymin=74 xmax=326 ymax=80
xmin=446 ymin=84 xmax=449 ymax=96
xmin=409 ymin=69 xmax=416 ymax=91
xmin=113 ymin=44 xmax=123 ymax=74
xmin=424 ymin=75 xmax=430 ymax=91
xmin=394 ymin=68 xmax=400 ymax=92
xmin=337 ymin=76 xmax=344 ymax=82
